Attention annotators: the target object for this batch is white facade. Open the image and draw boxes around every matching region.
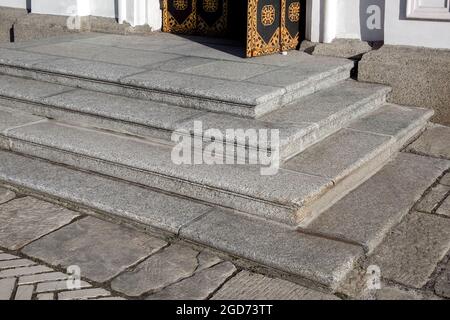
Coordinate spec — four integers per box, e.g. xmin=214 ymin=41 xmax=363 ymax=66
xmin=1 ymin=0 xmax=449 ymax=49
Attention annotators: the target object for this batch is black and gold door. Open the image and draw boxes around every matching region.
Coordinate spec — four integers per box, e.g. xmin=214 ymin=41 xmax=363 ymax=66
xmin=246 ymin=0 xmax=301 ymax=57
xmin=246 ymin=0 xmax=281 ymax=57
xmin=162 ymin=0 xmax=197 ymax=34
xmin=162 ymin=0 xmax=228 ymax=35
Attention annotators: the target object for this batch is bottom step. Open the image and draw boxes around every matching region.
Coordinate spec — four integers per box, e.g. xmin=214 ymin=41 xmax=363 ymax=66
xmin=0 ymin=150 xmax=448 ymax=290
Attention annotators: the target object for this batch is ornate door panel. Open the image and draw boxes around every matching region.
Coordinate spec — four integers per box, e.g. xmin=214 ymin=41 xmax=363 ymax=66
xmin=197 ymin=0 xmax=228 ymax=35
xmin=281 ymin=0 xmax=300 ymax=51
xmin=246 ymin=0 xmax=282 ymax=57
xmin=163 ymin=0 xmax=197 ymax=34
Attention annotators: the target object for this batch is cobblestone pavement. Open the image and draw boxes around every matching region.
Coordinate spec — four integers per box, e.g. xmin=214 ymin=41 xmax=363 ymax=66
xmin=0 ymin=124 xmax=449 ymax=300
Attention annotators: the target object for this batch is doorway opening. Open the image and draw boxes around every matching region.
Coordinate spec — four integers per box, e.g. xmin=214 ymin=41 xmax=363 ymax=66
xmin=162 ymin=0 xmax=305 ymax=57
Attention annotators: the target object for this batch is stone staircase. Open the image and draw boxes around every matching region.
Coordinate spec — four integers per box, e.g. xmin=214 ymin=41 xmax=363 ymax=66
xmin=0 ymin=33 xmax=439 ymax=292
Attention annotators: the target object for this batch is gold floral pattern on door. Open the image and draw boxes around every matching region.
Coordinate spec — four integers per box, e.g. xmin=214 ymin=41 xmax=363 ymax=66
xmin=261 ymin=5 xmax=276 ymax=26
xmin=202 ymin=0 xmax=219 ymax=13
xmin=173 ymin=0 xmax=188 ymax=10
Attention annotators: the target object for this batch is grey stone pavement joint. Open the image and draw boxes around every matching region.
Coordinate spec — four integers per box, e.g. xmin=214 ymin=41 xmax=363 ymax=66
xmin=406 ymin=124 xmax=450 ymax=160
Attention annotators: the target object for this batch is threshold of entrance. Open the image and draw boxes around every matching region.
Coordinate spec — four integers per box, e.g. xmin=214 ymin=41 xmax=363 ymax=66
xmin=162 ymin=0 xmax=304 ymax=57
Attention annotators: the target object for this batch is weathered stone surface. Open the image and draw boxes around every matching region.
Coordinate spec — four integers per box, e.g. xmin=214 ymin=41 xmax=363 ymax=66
xmin=25 ymin=42 xmax=180 ymax=67
xmin=58 ymin=288 xmax=110 ymax=300
xmin=111 ymin=244 xmax=200 ymax=297
xmin=284 ymin=129 xmax=389 ymax=179
xmin=0 ymin=186 xmax=14 ymax=205
xmin=121 ymin=69 xmax=284 ymax=106
xmin=4 ymin=123 xmax=332 ymax=225
xmin=436 ymin=196 xmax=450 ymax=217
xmin=359 ymin=45 xmax=450 ymax=126
xmin=22 ymin=216 xmax=167 ymax=283
xmin=369 ymin=212 xmax=450 ymax=288
xmin=19 ymin=272 xmax=68 ymax=285
xmin=0 ymin=253 xmax=17 ymax=261
xmin=31 ymin=57 xmax=145 ymax=82
xmin=180 ymin=209 xmax=363 ymax=289
xmin=0 ymin=197 xmax=79 ymax=250
xmin=308 ymin=153 xmax=450 ymax=252
xmin=0 ymin=151 xmax=212 ymax=234
xmin=37 ymin=293 xmax=54 ymax=300
xmin=0 ymin=48 xmax=55 ymax=67
xmin=434 ymin=259 xmax=450 ymax=298
xmin=407 ymin=124 xmax=450 ymax=159
xmin=0 ymin=278 xmax=15 ymax=300
xmin=441 ymin=173 xmax=450 ymax=187
xmin=373 ymin=286 xmax=426 ymax=300
xmin=147 ymin=262 xmax=236 ymax=300
xmin=311 ymin=39 xmax=373 ymax=59
xmin=43 ymin=88 xmax=202 ymax=131
xmin=0 ymin=259 xmax=35 ymax=269
xmin=416 ymin=184 xmax=450 ymax=213
xmin=0 ymin=74 xmax=71 ymax=102
xmin=0 ymin=105 xmax=44 ymax=134
xmin=14 ymin=285 xmax=34 ymax=300
xmin=0 ymin=265 xmax=52 ymax=278
xmin=347 ymin=104 xmax=432 ymax=137
xmin=212 ymin=271 xmax=338 ymax=300
xmin=36 ymin=280 xmax=91 ymax=293
xmin=181 ymin=60 xmax=277 ymax=81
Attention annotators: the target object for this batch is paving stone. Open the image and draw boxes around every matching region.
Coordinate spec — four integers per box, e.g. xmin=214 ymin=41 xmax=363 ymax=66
xmin=369 ymin=212 xmax=450 ymax=288
xmin=4 ymin=123 xmax=332 ymax=224
xmin=407 ymin=124 xmax=450 ymax=159
xmin=212 ymin=271 xmax=338 ymax=300
xmin=120 ymin=69 xmax=285 ymax=106
xmin=0 ymin=151 xmax=212 ymax=234
xmin=111 ymin=244 xmax=200 ymax=297
xmin=94 ymin=297 xmax=127 ymax=300
xmin=31 ymin=58 xmax=145 ymax=82
xmin=0 ymin=265 xmax=52 ymax=278
xmin=247 ymin=58 xmax=352 ymax=92
xmin=0 ymin=74 xmax=71 ymax=102
xmin=22 ymin=216 xmax=167 ymax=283
xmin=0 ymin=278 xmax=16 ymax=300
xmin=0 ymin=253 xmax=18 ymax=261
xmin=0 ymin=48 xmax=55 ymax=68
xmin=0 ymin=186 xmax=15 ymax=205
xmin=347 ymin=104 xmax=431 ymax=137
xmin=434 ymin=260 xmax=450 ymax=298
xmin=308 ymin=153 xmax=450 ymax=252
xmin=58 ymin=288 xmax=110 ymax=300
xmin=181 ymin=60 xmax=277 ymax=81
xmin=284 ymin=129 xmax=389 ymax=179
xmin=180 ymin=209 xmax=363 ymax=289
xmin=14 ymin=285 xmax=34 ymax=300
xmin=0 ymin=106 xmax=44 ymax=134
xmin=373 ymin=286 xmax=426 ymax=300
xmin=19 ymin=272 xmax=68 ymax=285
xmin=25 ymin=42 xmax=180 ymax=67
xmin=416 ymin=184 xmax=450 ymax=213
xmin=0 ymin=196 xmax=79 ymax=250
xmin=147 ymin=262 xmax=236 ymax=300
xmin=0 ymin=259 xmax=36 ymax=269
xmin=43 ymin=88 xmax=202 ymax=132
xmin=37 ymin=293 xmax=54 ymax=300
xmin=36 ymin=280 xmax=91 ymax=293
xmin=441 ymin=173 xmax=450 ymax=186
xmin=436 ymin=196 xmax=450 ymax=217
xmin=149 ymin=56 xmax=214 ymax=72
xmin=261 ymin=80 xmax=389 ymax=125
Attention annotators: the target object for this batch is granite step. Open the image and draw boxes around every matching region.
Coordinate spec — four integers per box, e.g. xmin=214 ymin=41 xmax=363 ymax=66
xmin=0 ymin=74 xmax=390 ymax=162
xmin=0 ymin=46 xmax=353 ymax=118
xmin=0 ymin=150 xmax=363 ymax=290
xmin=0 ymin=103 xmax=432 ymax=225
xmin=0 ymin=150 xmax=446 ymax=291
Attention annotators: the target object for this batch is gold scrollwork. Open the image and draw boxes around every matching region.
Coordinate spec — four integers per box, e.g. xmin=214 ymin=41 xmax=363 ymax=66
xmin=261 ymin=5 xmax=275 ymax=26
xmin=203 ymin=0 xmax=218 ymax=12
xmin=173 ymin=0 xmax=188 ymax=10
xmin=288 ymin=2 xmax=300 ymax=22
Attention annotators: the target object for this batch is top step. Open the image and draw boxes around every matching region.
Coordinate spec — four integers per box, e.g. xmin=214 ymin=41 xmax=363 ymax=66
xmin=0 ymin=33 xmax=353 ymax=118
